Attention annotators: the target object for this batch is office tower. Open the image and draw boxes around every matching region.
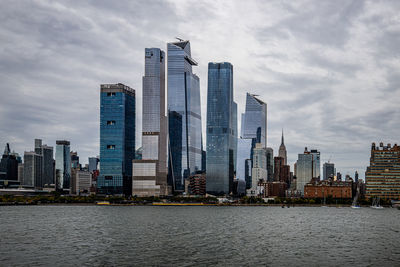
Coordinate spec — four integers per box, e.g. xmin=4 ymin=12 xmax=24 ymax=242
xmin=278 ymin=130 xmax=287 ymax=165
xmin=241 ymin=93 xmax=267 ymax=146
xmin=135 ymin=147 xmax=143 ymax=160
xmin=237 ymin=138 xmax=253 ymax=186
xmin=274 ymin=156 xmax=284 ymax=181
xmin=88 ymin=157 xmax=99 ymax=172
xmin=310 ymin=149 xmax=321 ymax=179
xmin=98 ymin=83 xmax=135 ymax=195
xmin=296 ymin=148 xmax=313 ymax=195
xmin=71 ymin=169 xmax=91 ymax=195
xmin=70 ymin=151 xmax=80 ymax=169
xmin=323 ymin=162 xmax=335 ymax=180
xmin=366 ymin=142 xmax=400 ymax=200
xmin=355 ymin=171 xmax=359 ymax=183
xmin=133 ymin=48 xmax=168 ymax=197
xmin=0 ymin=143 xmax=18 ymax=180
xmin=23 ymin=151 xmax=42 ymax=187
xmin=167 ymin=40 xmax=202 ymax=191
xmin=34 ymin=139 xmax=54 ymax=187
xmin=266 ymin=147 xmax=274 ymax=181
xmin=55 ymin=140 xmax=71 ymax=190
xmin=248 ymin=143 xmax=267 ymax=196
xmin=206 ymin=62 xmax=236 ymax=195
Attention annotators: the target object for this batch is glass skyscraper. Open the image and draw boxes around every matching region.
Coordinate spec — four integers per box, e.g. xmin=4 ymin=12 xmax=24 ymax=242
xmin=55 ymin=140 xmax=70 ymax=190
xmin=167 ymin=40 xmax=202 ymax=191
xmin=296 ymin=148 xmax=314 ymax=195
xmin=133 ymin=48 xmax=168 ymax=197
xmin=98 ymin=83 xmax=135 ymax=195
xmin=206 ymin=62 xmax=237 ymax=195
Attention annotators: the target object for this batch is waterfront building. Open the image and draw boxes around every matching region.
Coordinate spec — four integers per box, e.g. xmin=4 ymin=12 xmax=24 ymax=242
xmin=206 ymin=62 xmax=236 ymax=195
xmin=167 ymin=40 xmax=202 ymax=192
xmin=23 ymin=151 xmax=42 ymax=187
xmin=71 ymin=169 xmax=91 ymax=195
xmin=0 ymin=143 xmax=18 ymax=181
xmin=304 ymin=179 xmax=352 ymax=199
xmin=88 ymin=157 xmax=99 ymax=173
xmin=296 ymin=148 xmax=313 ymax=195
xmin=189 ymin=171 xmax=206 ymax=195
xmin=55 ymin=140 xmax=71 ymax=191
xmin=98 ymin=83 xmax=135 ymax=195
xmin=247 ymin=143 xmax=267 ymax=196
xmin=133 ymin=48 xmax=168 ymax=197
xmin=323 ymin=162 xmax=335 ymax=180
xmin=278 ymin=130 xmax=287 ymax=165
xmin=366 ymin=142 xmax=400 ymax=200
xmin=237 ymin=138 xmax=252 ymax=186
xmin=233 ymin=178 xmax=246 ymax=196
xmin=34 ymin=139 xmax=54 ymax=187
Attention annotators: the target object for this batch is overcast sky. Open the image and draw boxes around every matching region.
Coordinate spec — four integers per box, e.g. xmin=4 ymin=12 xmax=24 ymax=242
xmin=1 ymin=0 xmax=399 ymax=178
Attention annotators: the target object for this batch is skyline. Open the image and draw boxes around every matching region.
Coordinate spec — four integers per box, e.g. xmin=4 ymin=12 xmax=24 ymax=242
xmin=1 ymin=1 xmax=400 ymax=178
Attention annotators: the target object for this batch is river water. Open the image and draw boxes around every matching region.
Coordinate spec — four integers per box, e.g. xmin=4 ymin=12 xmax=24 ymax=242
xmin=0 ymin=205 xmax=399 ymax=266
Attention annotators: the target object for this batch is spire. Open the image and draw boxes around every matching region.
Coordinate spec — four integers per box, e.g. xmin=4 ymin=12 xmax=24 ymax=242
xmin=281 ymin=129 xmax=284 ymax=145
xmin=4 ymin=143 xmax=10 ymax=155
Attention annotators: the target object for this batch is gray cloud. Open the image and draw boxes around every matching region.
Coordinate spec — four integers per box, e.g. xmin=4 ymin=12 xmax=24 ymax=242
xmin=0 ymin=0 xmax=399 ymax=179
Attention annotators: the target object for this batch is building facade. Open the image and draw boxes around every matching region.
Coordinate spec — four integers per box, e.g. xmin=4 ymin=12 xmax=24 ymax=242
xmin=34 ymin=139 xmax=54 ymax=187
xmin=248 ymin=143 xmax=267 ymax=196
xmin=323 ymin=162 xmax=335 ymax=180
xmin=23 ymin=151 xmax=42 ymax=187
xmin=296 ymin=149 xmax=313 ymax=195
xmin=304 ymin=180 xmax=352 ymax=199
xmin=98 ymin=83 xmax=135 ymax=195
xmin=167 ymin=40 xmax=202 ymax=192
xmin=366 ymin=142 xmax=400 ymax=200
xmin=133 ymin=48 xmax=168 ymax=197
xmin=0 ymin=143 xmax=18 ymax=181
xmin=310 ymin=149 xmax=321 ymax=179
xmin=55 ymin=140 xmax=71 ymax=190
xmin=206 ymin=62 xmax=237 ymax=195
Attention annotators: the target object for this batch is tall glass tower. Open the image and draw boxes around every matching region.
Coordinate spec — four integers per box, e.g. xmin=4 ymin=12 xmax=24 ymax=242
xmin=133 ymin=48 xmax=168 ymax=196
xmin=206 ymin=62 xmax=237 ymax=195
xmin=167 ymin=40 xmax=202 ymax=191
xmin=55 ymin=140 xmax=70 ymax=190
xmin=98 ymin=83 xmax=135 ymax=195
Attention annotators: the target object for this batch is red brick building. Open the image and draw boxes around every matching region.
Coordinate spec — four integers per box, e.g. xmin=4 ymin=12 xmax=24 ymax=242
xmin=304 ymin=179 xmax=352 ymax=199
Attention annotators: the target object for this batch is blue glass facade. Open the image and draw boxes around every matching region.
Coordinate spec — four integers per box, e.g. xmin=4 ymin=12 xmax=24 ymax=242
xmin=55 ymin=140 xmax=70 ymax=190
xmin=167 ymin=40 xmax=202 ymax=191
xmin=206 ymin=62 xmax=236 ymax=195
xmin=98 ymin=83 xmax=135 ymax=195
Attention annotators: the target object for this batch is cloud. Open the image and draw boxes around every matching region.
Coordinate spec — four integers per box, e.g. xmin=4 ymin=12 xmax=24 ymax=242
xmin=0 ymin=0 xmax=399 ymax=179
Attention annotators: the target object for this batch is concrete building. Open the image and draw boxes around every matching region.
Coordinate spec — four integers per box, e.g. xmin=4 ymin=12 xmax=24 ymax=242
xmin=133 ymin=48 xmax=168 ymax=197
xmin=34 ymin=139 xmax=54 ymax=187
xmin=0 ymin=143 xmax=19 ymax=181
xmin=71 ymin=169 xmax=91 ymax=195
xmin=247 ymin=143 xmax=267 ymax=196
xmin=366 ymin=142 xmax=400 ymax=200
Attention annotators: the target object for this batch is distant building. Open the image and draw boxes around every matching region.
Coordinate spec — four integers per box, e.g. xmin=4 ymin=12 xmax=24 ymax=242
xmin=189 ymin=172 xmax=206 ymax=195
xmin=366 ymin=142 xmax=400 ymax=200
xmin=34 ymin=139 xmax=54 ymax=187
xmin=70 ymin=151 xmax=80 ymax=169
xmin=296 ymin=148 xmax=313 ymax=195
xmin=259 ymin=181 xmax=288 ymax=198
xmin=206 ymin=62 xmax=236 ymax=195
xmin=310 ymin=149 xmax=321 ymax=179
xmin=354 ymin=171 xmax=359 ymax=183
xmin=278 ymin=130 xmax=287 ymax=165
xmin=55 ymin=140 xmax=71 ymax=191
xmin=23 ymin=151 xmax=42 ymax=187
xmin=247 ymin=143 xmax=267 ymax=196
xmin=133 ymin=48 xmax=168 ymax=197
xmin=337 ymin=172 xmax=342 ymax=181
xmin=323 ymin=162 xmax=335 ymax=180
xmin=98 ymin=83 xmax=135 ymax=195
xmin=88 ymin=157 xmax=99 ymax=173
xmin=71 ymin=169 xmax=91 ymax=195
xmin=167 ymin=40 xmax=202 ymax=192
xmin=274 ymin=156 xmax=284 ymax=182
xmin=266 ymin=147 xmax=274 ymax=181
xmin=304 ymin=179 xmax=352 ymax=199
xmin=0 ymin=143 xmax=18 ymax=181
xmin=233 ymin=178 xmax=246 ymax=196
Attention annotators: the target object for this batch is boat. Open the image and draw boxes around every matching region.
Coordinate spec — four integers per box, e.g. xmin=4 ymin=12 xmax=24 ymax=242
xmin=96 ymin=201 xmax=110 ymax=205
xmin=351 ymin=185 xmax=361 ymax=209
xmin=371 ymin=197 xmax=384 ymax=209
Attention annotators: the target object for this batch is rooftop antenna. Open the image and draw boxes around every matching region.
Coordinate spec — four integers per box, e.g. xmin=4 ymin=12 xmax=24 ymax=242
xmin=175 ymin=37 xmax=184 ymax=42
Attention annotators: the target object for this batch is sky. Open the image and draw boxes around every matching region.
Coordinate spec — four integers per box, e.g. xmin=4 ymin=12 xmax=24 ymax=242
xmin=1 ymin=0 xmax=399 ymax=178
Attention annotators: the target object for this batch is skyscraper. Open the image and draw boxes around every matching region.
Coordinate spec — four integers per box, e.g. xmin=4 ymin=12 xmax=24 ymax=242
xmin=34 ymin=139 xmax=54 ymax=186
xmin=266 ymin=147 xmax=274 ymax=181
xmin=0 ymin=143 xmax=18 ymax=181
xmin=206 ymin=62 xmax=236 ymax=195
xmin=55 ymin=140 xmax=71 ymax=190
xmin=366 ymin=142 xmax=400 ymax=200
xmin=323 ymin=162 xmax=335 ymax=180
xmin=23 ymin=151 xmax=42 ymax=187
xmin=248 ymin=143 xmax=267 ymax=196
xmin=133 ymin=48 xmax=168 ymax=197
xmin=296 ymin=148 xmax=313 ymax=195
xmin=278 ymin=130 xmax=287 ymax=165
xmin=88 ymin=157 xmax=99 ymax=173
xmin=98 ymin=83 xmax=135 ymax=195
xmin=310 ymin=149 xmax=321 ymax=179
xmin=167 ymin=40 xmax=202 ymax=191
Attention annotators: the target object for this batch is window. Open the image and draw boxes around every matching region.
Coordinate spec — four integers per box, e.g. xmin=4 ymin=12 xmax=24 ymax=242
xmin=105 ymin=176 xmax=113 ymax=180
xmin=223 ymin=128 xmax=227 ymax=133
xmin=208 ymin=127 xmax=213 ymax=133
xmin=107 ymin=145 xmax=115 ymax=150
xmin=107 ymin=120 xmax=116 ymax=125
xmin=107 ymin=92 xmax=116 ymax=96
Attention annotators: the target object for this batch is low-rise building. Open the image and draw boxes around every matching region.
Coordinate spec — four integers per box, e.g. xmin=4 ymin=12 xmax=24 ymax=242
xmin=189 ymin=172 xmax=206 ymax=196
xmin=304 ymin=179 xmax=352 ymax=199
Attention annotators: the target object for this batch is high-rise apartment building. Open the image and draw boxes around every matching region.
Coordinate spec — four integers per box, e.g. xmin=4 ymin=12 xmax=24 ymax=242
xmin=23 ymin=151 xmax=42 ymax=187
xmin=34 ymin=139 xmax=54 ymax=187
xmin=55 ymin=140 xmax=71 ymax=190
xmin=167 ymin=40 xmax=202 ymax=191
xmin=206 ymin=62 xmax=237 ymax=195
xmin=366 ymin=142 xmax=400 ymax=200
xmin=133 ymin=48 xmax=168 ymax=197
xmin=98 ymin=83 xmax=135 ymax=195
xmin=323 ymin=162 xmax=335 ymax=180
xmin=88 ymin=157 xmax=99 ymax=172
